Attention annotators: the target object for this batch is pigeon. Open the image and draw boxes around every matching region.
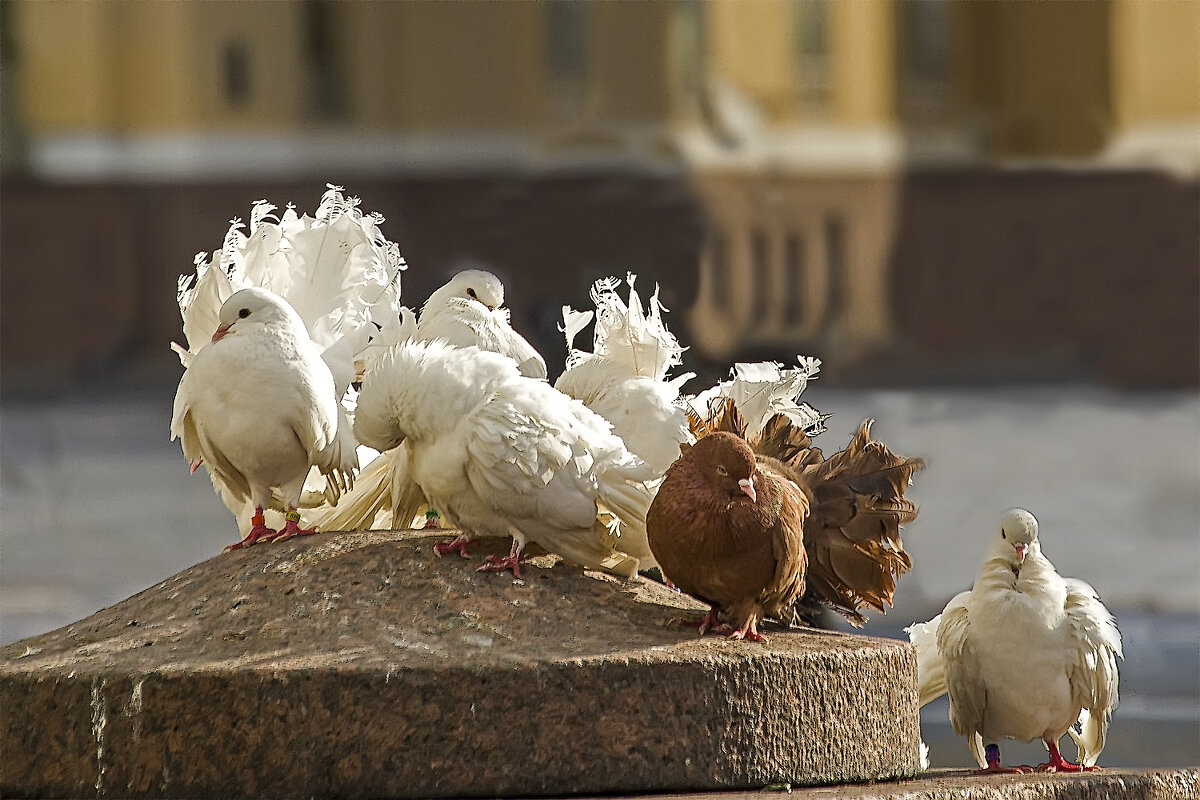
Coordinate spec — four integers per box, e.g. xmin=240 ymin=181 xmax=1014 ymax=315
xmin=555 ymin=274 xmax=695 ymax=475
xmin=905 ymin=508 xmax=1122 ymax=773
xmin=686 ymin=366 xmax=922 ymax=627
xmin=353 ymin=338 xmax=657 ymax=578
xmin=305 ymin=268 xmax=549 ymax=547
xmin=171 ymin=287 xmax=358 ymax=550
xmin=172 ymin=185 xmax=407 ymax=537
xmin=647 ymin=432 xmax=809 ymax=642
xmin=418 ymin=268 xmax=547 ymax=379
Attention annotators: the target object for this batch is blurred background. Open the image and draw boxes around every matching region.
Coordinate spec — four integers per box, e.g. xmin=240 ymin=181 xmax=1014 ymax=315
xmin=2 ymin=0 xmax=1197 ymax=769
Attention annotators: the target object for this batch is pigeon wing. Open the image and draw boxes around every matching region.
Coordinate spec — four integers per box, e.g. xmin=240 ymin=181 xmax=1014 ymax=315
xmin=463 ymin=396 xmax=603 ymax=534
xmin=1062 ymin=577 xmax=1122 ymax=767
xmin=937 ymin=595 xmax=990 ymax=768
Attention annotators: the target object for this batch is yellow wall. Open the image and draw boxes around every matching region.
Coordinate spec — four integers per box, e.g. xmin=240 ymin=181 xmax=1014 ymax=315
xmin=11 ymin=0 xmax=1199 ymax=157
xmin=707 ymin=0 xmax=798 ymax=123
xmin=828 ymin=0 xmax=895 ymax=126
xmin=1110 ymin=0 xmax=1200 ymax=128
xmin=17 ymin=1 xmax=115 ymax=129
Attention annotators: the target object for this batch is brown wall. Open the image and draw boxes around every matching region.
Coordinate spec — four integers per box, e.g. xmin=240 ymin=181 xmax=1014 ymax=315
xmin=888 ymin=169 xmax=1199 ymax=387
xmin=2 ymin=170 xmax=1196 ymax=393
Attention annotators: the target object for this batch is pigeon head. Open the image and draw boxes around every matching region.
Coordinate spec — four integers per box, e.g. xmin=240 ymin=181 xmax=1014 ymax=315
xmin=212 ymin=287 xmax=304 ymax=343
xmin=428 ymin=269 xmax=505 ymax=313
xmin=991 ymin=507 xmax=1040 ymax=566
xmin=689 ymin=432 xmax=758 ymax=503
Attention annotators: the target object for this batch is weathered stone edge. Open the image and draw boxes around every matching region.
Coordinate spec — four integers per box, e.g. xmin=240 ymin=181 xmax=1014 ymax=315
xmin=583 ymin=768 xmax=1200 ymax=799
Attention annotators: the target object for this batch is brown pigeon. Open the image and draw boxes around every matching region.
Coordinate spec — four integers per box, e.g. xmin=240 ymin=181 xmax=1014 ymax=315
xmin=673 ymin=397 xmax=925 ymax=629
xmin=647 ymin=432 xmax=808 ymax=642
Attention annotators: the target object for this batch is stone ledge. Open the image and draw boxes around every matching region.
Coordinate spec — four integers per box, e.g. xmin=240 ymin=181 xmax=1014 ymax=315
xmin=590 ymin=768 xmax=1199 ymax=799
xmin=1 ymin=530 xmax=920 ymax=798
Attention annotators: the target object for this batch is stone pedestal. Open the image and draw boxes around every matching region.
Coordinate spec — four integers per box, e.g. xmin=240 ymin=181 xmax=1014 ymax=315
xmin=1 ymin=530 xmax=921 ymax=798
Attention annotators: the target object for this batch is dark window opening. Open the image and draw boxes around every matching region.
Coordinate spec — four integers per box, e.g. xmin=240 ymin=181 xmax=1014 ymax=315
xmin=222 ymin=40 xmax=251 ymax=108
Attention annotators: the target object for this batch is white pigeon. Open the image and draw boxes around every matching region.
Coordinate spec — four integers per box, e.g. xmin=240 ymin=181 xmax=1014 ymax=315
xmin=173 ymin=185 xmax=408 ymax=535
xmin=307 ymin=268 xmax=548 ymax=545
xmin=353 ymin=338 xmax=656 ymax=578
xmin=171 ymin=287 xmax=358 ymax=550
xmin=905 ymin=508 xmax=1122 ymax=773
xmin=418 ymin=268 xmax=547 ymax=379
xmin=555 ymin=274 xmax=695 ymax=475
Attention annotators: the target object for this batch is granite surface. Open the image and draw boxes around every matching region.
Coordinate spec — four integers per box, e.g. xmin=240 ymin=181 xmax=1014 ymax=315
xmin=1 ymin=529 xmax=921 ymax=798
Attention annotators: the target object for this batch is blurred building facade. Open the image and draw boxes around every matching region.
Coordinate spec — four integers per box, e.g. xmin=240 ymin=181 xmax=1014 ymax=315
xmin=3 ymin=1 xmax=1198 ymax=386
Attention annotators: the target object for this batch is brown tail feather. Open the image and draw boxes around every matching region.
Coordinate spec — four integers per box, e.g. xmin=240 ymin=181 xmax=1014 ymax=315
xmin=797 ymin=419 xmax=923 ymax=626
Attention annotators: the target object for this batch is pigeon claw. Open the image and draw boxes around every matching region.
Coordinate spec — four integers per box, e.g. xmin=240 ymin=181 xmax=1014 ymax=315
xmin=972 ymin=765 xmax=1032 ymax=775
xmin=728 ymin=626 xmax=768 ymax=644
xmin=696 ymin=607 xmax=724 ymax=636
xmin=433 ymin=534 xmax=472 ymax=559
xmin=272 ymin=519 xmax=317 ymax=543
xmin=477 ymin=553 xmax=522 ymax=579
xmin=1036 ymin=743 xmax=1091 ymax=773
xmin=222 ymin=521 xmax=278 ymax=553
xmin=976 ymin=744 xmax=1032 ymax=774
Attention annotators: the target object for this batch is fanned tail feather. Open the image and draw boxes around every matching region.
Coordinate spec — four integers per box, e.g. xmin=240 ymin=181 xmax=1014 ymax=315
xmin=797 ymin=419 xmax=923 ymax=625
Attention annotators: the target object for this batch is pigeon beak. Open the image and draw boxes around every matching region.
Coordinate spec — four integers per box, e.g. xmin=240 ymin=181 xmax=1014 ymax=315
xmin=211 ymin=323 xmax=232 ymax=343
xmin=486 ymin=304 xmax=495 ymax=312
xmin=1013 ymin=542 xmax=1027 ymax=563
xmin=738 ymin=478 xmax=757 ymax=503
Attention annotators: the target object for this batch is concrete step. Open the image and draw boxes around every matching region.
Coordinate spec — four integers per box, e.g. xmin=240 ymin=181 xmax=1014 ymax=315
xmin=1 ymin=529 xmax=920 ymax=798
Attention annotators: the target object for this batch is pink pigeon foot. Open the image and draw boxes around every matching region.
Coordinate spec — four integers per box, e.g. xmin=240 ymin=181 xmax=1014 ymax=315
xmin=477 ymin=540 xmax=523 ymax=579
xmin=1036 ymin=742 xmax=1092 ymax=773
xmin=676 ymin=607 xmax=736 ymax=637
xmin=697 ymin=607 xmax=726 ymax=636
xmin=222 ymin=509 xmax=277 ymax=553
xmin=728 ymin=622 xmax=768 ymax=644
xmin=434 ymin=533 xmax=472 ymax=558
xmin=272 ymin=510 xmax=317 ymax=543
xmin=973 ymin=744 xmax=1032 ymax=775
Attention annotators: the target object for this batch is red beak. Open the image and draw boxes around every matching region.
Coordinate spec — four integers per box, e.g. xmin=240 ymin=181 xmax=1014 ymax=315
xmin=1013 ymin=542 xmax=1027 ymax=562
xmin=738 ymin=478 xmax=757 ymax=503
xmin=212 ymin=323 xmax=231 ymax=343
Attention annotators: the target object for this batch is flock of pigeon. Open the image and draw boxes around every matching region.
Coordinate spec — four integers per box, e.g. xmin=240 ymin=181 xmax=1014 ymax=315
xmin=170 ymin=186 xmax=1122 ymax=776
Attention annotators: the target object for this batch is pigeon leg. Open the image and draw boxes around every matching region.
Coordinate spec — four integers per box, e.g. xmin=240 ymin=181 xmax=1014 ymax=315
xmin=1035 ymin=740 xmax=1092 ymax=773
xmin=434 ymin=532 xmax=473 ymax=558
xmin=222 ymin=508 xmax=277 ymax=553
xmin=697 ymin=607 xmax=735 ymax=636
xmin=477 ymin=539 xmax=523 ymax=579
xmin=973 ymin=744 xmax=1032 ymax=775
xmin=272 ymin=508 xmax=318 ymax=543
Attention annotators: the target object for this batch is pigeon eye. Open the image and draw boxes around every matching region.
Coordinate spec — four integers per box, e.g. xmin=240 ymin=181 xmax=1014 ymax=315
xmin=715 ymin=465 xmax=728 ymax=476
xmin=238 ymin=308 xmax=251 ymax=319
xmin=1001 ymin=529 xmax=1007 ymax=539
xmin=467 ymin=288 xmax=478 ymax=300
